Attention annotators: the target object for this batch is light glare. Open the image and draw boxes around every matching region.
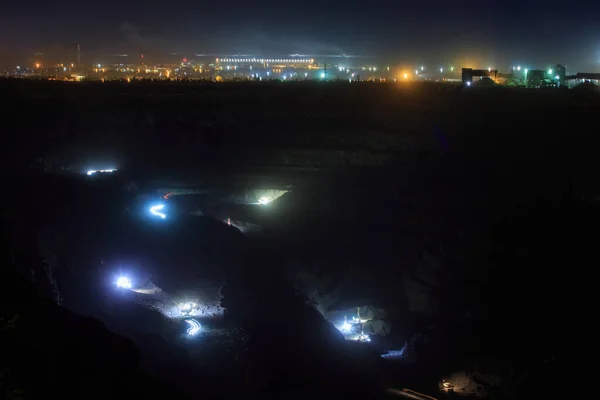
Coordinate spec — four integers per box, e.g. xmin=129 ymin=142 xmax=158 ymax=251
xmin=339 ymin=322 xmax=352 ymax=332
xmin=149 ymin=204 xmax=166 ymax=219
xmin=185 ymin=319 xmax=201 ymax=336
xmin=116 ymin=276 xmax=132 ymax=289
xmin=258 ymin=196 xmax=272 ymax=205
xmin=87 ymin=169 xmax=116 ymax=176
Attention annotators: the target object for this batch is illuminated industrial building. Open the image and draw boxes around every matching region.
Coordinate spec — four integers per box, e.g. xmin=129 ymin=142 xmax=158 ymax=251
xmin=461 ymin=68 xmax=498 ymax=85
xmin=212 ymin=56 xmax=321 ymax=81
xmin=216 ymin=57 xmax=314 ymax=65
xmin=565 ymin=73 xmax=600 ymax=88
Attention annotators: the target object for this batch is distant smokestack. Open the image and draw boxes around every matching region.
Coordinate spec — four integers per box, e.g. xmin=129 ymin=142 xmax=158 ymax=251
xmin=77 ymin=44 xmax=80 ymax=67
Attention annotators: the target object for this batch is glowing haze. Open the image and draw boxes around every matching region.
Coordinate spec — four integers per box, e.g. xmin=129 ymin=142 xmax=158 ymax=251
xmin=1 ymin=1 xmax=600 ymax=72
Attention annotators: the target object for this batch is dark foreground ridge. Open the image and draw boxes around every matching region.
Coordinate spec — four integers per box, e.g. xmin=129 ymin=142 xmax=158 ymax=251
xmin=0 ymin=264 xmax=183 ymax=399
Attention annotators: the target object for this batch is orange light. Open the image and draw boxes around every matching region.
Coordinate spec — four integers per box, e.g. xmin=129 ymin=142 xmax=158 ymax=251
xmin=35 ymin=63 xmax=40 ymax=69
xmin=403 ymin=73 xmax=408 ymax=79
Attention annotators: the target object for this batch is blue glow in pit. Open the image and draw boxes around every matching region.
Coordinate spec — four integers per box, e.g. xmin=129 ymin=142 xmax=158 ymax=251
xmin=116 ymin=276 xmax=132 ymax=289
xmin=179 ymin=302 xmax=199 ymax=316
xmin=149 ymin=204 xmax=166 ymax=219
xmin=356 ymin=332 xmax=371 ymax=342
xmin=335 ymin=314 xmax=371 ymax=342
xmin=381 ymin=349 xmax=404 ymax=359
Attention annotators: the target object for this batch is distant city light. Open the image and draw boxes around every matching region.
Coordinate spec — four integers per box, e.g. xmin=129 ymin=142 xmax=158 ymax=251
xmin=373 ymin=67 xmax=377 ymax=71
xmin=548 ymin=68 xmax=553 ymax=75
xmin=304 ymin=72 xmax=308 ymax=77
xmin=466 ymin=81 xmax=471 ymax=86
xmin=440 ymin=68 xmax=443 ymax=73
xmin=488 ymin=67 xmax=491 ymax=72
xmin=421 ymin=66 xmax=424 ymax=71
xmin=554 ymin=75 xmax=560 ymax=80
xmin=219 ymin=58 xmax=313 ymax=64
xmin=517 ymin=65 xmax=521 ymax=71
xmin=320 ymin=72 xmax=326 ymax=79
xmin=403 ymin=73 xmax=408 ymax=79
xmin=415 ymin=70 xmax=419 ymax=75
xmin=450 ymin=66 xmax=454 ymax=72
xmin=524 ymin=69 xmax=528 ymax=74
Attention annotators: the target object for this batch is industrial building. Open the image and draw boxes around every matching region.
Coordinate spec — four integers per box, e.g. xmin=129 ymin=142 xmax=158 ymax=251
xmin=565 ymin=73 xmax=600 ymax=88
xmin=461 ymin=68 xmax=498 ymax=85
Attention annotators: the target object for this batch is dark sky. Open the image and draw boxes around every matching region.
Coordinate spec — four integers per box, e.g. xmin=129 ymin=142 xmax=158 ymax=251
xmin=2 ymin=1 xmax=599 ymax=72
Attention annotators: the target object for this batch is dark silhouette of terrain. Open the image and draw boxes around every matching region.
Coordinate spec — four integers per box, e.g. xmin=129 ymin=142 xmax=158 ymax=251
xmin=1 ymin=80 xmax=588 ymax=398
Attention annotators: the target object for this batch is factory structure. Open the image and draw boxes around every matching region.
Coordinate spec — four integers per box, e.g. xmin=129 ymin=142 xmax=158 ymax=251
xmin=461 ymin=64 xmax=599 ymax=88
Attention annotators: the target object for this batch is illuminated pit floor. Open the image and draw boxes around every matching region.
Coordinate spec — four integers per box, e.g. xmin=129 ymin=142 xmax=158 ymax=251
xmin=124 ymin=279 xmax=225 ymax=321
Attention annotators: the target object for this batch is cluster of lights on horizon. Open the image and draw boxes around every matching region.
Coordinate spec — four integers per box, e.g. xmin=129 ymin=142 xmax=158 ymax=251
xmin=218 ymin=58 xmax=314 ymax=64
xmin=18 ymin=57 xmax=576 ymax=87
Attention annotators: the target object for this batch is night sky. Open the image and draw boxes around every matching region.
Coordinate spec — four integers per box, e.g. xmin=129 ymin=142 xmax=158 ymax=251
xmin=2 ymin=1 xmax=599 ymax=72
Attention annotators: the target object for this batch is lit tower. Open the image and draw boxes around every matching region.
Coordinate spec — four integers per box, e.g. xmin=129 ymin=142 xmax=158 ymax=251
xmin=77 ymin=44 xmax=80 ymax=67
